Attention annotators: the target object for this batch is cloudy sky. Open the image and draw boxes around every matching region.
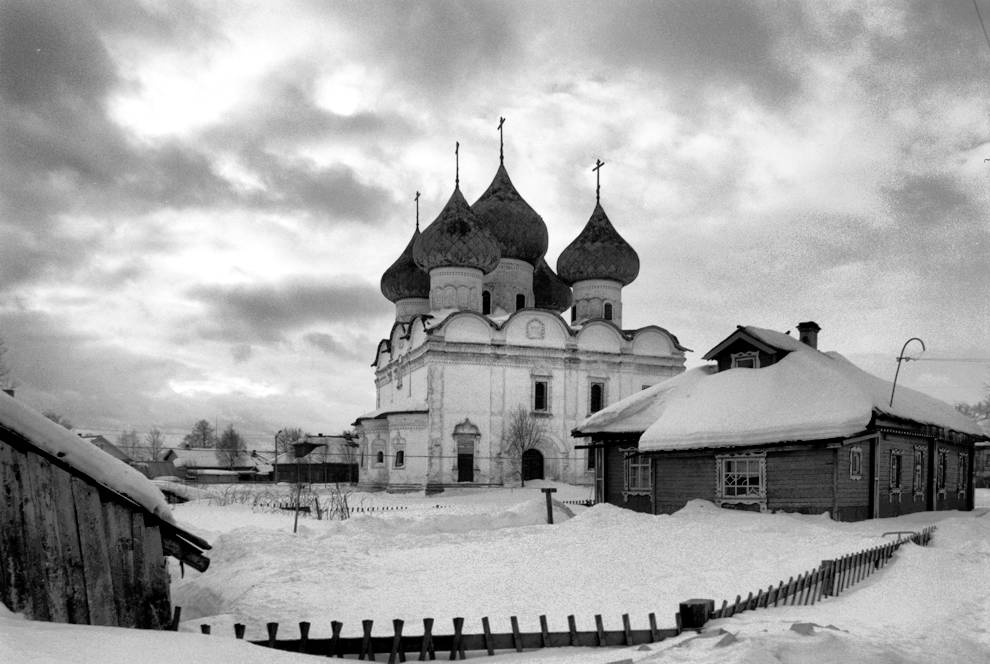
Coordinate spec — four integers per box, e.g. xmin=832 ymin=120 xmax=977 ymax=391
xmin=1 ymin=0 xmax=988 ymax=448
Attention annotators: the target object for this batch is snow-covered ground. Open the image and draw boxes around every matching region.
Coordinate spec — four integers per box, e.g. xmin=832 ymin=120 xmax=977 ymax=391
xmin=3 ymin=484 xmax=989 ymax=663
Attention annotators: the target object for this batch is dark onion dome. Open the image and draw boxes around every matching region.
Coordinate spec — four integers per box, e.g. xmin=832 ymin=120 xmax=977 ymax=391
xmin=556 ymin=202 xmax=640 ymax=286
xmin=413 ymin=187 xmax=500 ymax=273
xmin=532 ymin=257 xmax=572 ymax=312
xmin=471 ymin=163 xmax=549 ymax=266
xmin=380 ymin=227 xmax=430 ymax=302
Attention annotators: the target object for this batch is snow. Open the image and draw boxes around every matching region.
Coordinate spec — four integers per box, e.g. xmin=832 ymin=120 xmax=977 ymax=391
xmin=0 ymin=390 xmax=174 ymax=523
xmin=580 ymin=326 xmax=983 ymax=451
xmin=4 ymin=484 xmax=989 ymax=663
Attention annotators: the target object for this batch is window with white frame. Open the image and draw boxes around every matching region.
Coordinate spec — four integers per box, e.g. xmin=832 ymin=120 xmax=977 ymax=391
xmin=912 ymin=447 xmax=925 ymax=497
xmin=717 ymin=453 xmax=766 ymax=500
xmin=731 ymin=351 xmax=760 ymax=369
xmin=937 ymin=449 xmax=947 ymax=494
xmin=623 ymin=450 xmax=651 ymax=492
xmin=532 ymin=377 xmax=550 ymax=413
xmin=889 ymin=450 xmax=903 ymax=491
xmin=849 ymin=446 xmax=863 ymax=480
xmin=958 ymin=452 xmax=969 ymax=495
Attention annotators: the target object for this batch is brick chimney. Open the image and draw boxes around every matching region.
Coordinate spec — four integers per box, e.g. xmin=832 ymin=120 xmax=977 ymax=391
xmin=797 ymin=321 xmax=821 ymax=349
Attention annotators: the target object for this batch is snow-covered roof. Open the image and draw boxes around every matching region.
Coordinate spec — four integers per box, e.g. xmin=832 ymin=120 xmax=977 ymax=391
xmin=353 ymin=402 xmax=429 ymax=424
xmin=0 ymin=391 xmax=174 ymax=523
xmin=578 ymin=326 xmax=985 ymax=451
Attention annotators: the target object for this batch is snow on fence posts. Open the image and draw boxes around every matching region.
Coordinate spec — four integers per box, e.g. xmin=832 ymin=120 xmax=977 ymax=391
xmin=708 ymin=525 xmax=937 ymax=621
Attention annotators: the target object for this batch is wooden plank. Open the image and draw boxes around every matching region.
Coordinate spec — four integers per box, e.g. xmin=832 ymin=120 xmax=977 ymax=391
xmin=539 ymin=615 xmax=550 ymax=648
xmin=141 ymin=516 xmax=171 ymax=629
xmin=482 ymin=616 xmax=494 ymax=655
xmin=0 ymin=442 xmax=34 ymax=617
xmin=101 ymin=500 xmax=136 ymax=626
xmin=51 ymin=461 xmax=89 ymax=624
xmin=70 ymin=477 xmax=116 ymax=626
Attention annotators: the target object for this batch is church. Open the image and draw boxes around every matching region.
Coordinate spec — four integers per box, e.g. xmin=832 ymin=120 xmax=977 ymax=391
xmin=353 ymin=127 xmax=687 ymax=491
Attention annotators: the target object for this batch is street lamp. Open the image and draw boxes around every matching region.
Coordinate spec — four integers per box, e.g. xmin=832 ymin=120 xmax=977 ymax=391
xmin=889 ymin=337 xmax=926 ymax=407
xmin=273 ymin=429 xmax=283 ymax=484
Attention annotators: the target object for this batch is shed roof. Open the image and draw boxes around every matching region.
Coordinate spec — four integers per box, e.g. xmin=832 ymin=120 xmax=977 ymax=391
xmin=0 ymin=392 xmax=210 ymax=568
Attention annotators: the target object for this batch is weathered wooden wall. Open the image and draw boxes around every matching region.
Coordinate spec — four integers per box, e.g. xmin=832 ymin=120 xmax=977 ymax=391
xmin=0 ymin=433 xmax=172 ymax=628
xmin=765 ymin=448 xmax=834 ymax=515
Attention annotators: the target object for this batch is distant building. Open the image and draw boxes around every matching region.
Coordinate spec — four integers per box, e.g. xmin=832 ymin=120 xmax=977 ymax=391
xmin=77 ymin=433 xmax=132 ymax=464
xmin=161 ymin=447 xmax=273 ymax=483
xmin=354 ymin=139 xmax=686 ymax=492
xmin=575 ymin=322 xmax=987 ymax=521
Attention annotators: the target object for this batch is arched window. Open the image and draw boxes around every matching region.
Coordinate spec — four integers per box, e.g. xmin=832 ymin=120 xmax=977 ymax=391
xmin=482 ymin=291 xmax=492 ymax=315
xmin=603 ymin=302 xmax=613 ymax=320
xmin=516 ymin=293 xmax=526 ymax=310
xmin=590 ymin=382 xmax=605 ymax=413
xmin=376 ymin=450 xmax=384 ymax=464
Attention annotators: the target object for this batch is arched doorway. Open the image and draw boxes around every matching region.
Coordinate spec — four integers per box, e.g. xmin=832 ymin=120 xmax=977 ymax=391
xmin=522 ymin=449 xmax=544 ymax=481
xmin=453 ymin=419 xmax=480 ymax=483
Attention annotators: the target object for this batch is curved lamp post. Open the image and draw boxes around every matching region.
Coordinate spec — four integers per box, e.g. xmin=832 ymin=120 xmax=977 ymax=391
xmin=889 ymin=337 xmax=926 ymax=407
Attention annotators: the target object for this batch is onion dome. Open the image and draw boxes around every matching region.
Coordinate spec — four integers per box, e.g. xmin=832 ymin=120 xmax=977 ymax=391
xmin=380 ymin=228 xmax=430 ymax=302
xmin=556 ymin=202 xmax=640 ymax=285
xmin=532 ymin=257 xmax=572 ymax=312
xmin=413 ymin=188 xmax=500 ymax=273
xmin=471 ymin=163 xmax=549 ymax=266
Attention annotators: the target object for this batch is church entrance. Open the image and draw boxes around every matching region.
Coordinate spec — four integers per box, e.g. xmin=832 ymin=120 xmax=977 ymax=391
xmin=457 ymin=442 xmax=474 ymax=482
xmin=522 ymin=449 xmax=544 ymax=481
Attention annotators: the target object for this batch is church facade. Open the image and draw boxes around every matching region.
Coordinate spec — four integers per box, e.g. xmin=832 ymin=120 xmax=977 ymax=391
xmin=353 ymin=139 xmax=686 ymax=491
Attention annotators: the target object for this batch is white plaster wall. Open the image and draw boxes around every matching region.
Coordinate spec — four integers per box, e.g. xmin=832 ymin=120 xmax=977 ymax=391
xmin=575 ymin=322 xmax=623 ymax=353
xmin=503 ymin=311 xmax=571 ymax=348
xmin=631 ymin=328 xmax=673 ymax=356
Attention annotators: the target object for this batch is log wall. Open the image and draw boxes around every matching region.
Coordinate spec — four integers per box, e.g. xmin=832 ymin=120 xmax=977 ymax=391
xmin=0 ymin=434 xmax=172 ymax=628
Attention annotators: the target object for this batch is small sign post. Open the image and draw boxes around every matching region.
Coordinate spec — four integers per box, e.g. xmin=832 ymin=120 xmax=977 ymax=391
xmin=541 ymin=487 xmax=557 ymax=524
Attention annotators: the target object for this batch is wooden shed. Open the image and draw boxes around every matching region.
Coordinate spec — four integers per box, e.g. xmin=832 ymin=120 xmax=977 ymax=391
xmin=0 ymin=392 xmax=210 ymax=628
xmin=576 ymin=323 xmax=986 ymax=521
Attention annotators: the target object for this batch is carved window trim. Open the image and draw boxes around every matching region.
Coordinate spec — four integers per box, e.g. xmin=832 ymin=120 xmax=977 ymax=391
xmin=622 ymin=448 xmax=652 ymax=497
xmin=849 ymin=446 xmax=863 ymax=480
xmin=731 ymin=351 xmax=760 ymax=369
xmin=912 ymin=446 xmax=925 ymax=498
xmin=715 ymin=452 xmax=766 ymax=509
xmin=889 ymin=449 xmax=903 ymax=496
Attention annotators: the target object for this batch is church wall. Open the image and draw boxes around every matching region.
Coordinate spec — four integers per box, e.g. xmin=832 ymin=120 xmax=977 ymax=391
xmin=631 ymin=329 xmax=673 ymax=356
xmin=502 ymin=312 xmax=571 ymax=348
xmin=575 ymin=323 xmax=623 ymax=353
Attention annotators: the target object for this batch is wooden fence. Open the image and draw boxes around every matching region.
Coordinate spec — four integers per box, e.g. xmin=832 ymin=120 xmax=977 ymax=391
xmin=708 ymin=525 xmax=936 ymax=620
xmin=177 ymin=609 xmax=684 ymax=662
xmin=180 ymin=526 xmax=935 ymax=660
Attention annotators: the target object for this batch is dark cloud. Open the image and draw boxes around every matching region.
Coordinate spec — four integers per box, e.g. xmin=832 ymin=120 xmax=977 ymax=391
xmin=231 ymin=344 xmax=253 ymax=363
xmin=588 ymin=0 xmax=805 ymax=106
xmin=303 ymin=332 xmax=365 ymax=361
xmin=187 ymin=279 xmax=390 ymax=344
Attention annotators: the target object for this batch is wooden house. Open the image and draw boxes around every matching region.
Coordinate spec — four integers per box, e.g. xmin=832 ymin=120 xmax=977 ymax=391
xmin=575 ymin=322 xmax=986 ymax=521
xmin=0 ymin=392 xmax=210 ymax=628
xmin=161 ymin=447 xmax=273 ymax=483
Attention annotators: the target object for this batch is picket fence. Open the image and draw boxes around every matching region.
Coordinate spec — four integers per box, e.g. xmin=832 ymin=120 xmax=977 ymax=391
xmin=179 ymin=525 xmax=935 ymax=661
xmin=709 ymin=525 xmax=936 ymax=619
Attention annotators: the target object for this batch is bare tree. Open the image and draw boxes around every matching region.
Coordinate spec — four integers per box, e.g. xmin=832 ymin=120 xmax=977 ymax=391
xmin=43 ymin=410 xmax=73 ymax=429
xmin=116 ymin=429 xmax=140 ymax=459
xmin=502 ymin=405 xmax=546 ymax=486
xmin=275 ymin=427 xmax=305 ymax=455
xmin=183 ymin=419 xmax=216 ymax=448
xmin=145 ymin=427 xmax=166 ymax=461
xmin=216 ymin=423 xmax=245 ymax=468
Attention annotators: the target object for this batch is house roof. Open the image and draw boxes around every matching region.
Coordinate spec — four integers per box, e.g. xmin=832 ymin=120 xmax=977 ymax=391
xmin=164 ymin=447 xmax=269 ymax=470
xmin=78 ymin=434 xmax=132 ymax=463
xmin=576 ymin=325 xmax=985 ymax=451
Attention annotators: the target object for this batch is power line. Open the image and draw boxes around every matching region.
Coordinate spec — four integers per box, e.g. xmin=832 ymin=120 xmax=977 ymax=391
xmin=908 ymin=357 xmax=990 ymax=363
xmin=974 ymin=0 xmax=990 ymax=55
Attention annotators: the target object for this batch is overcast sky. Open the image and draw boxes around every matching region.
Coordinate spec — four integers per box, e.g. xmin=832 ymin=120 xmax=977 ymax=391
xmin=1 ymin=0 xmax=988 ymax=448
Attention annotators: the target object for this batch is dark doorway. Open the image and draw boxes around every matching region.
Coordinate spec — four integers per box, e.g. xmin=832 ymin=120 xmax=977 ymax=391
xmin=522 ymin=449 xmax=544 ymax=481
xmin=457 ymin=439 xmax=474 ymax=482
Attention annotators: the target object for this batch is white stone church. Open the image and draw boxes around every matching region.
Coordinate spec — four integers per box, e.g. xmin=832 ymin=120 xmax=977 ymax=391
xmin=353 ymin=138 xmax=686 ymax=491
